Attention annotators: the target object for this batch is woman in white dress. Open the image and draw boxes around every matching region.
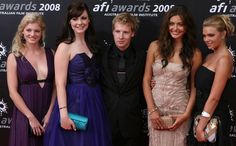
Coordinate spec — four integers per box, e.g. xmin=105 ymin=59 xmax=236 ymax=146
xmin=143 ymin=5 xmax=202 ymax=146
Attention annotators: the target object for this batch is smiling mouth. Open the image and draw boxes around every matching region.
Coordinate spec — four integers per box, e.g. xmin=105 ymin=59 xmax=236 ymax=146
xmin=75 ymin=24 xmax=85 ymax=28
xmin=28 ymin=38 xmax=37 ymax=41
xmin=75 ymin=27 xmax=84 ymax=29
xmin=171 ymin=33 xmax=180 ymax=35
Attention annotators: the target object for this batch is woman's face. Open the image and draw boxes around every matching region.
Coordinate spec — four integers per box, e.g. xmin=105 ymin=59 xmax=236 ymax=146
xmin=168 ymin=15 xmax=186 ymax=40
xmin=70 ymin=10 xmax=90 ymax=34
xmin=22 ymin=22 xmax=42 ymax=45
xmin=202 ymin=26 xmax=225 ymax=50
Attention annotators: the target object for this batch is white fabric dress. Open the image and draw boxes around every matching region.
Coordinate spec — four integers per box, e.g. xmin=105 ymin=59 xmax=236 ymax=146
xmin=148 ymin=59 xmax=190 ymax=146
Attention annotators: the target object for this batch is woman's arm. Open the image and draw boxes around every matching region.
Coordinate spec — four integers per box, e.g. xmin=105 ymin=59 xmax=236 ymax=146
xmin=196 ymin=55 xmax=233 ymax=141
xmin=143 ymin=41 xmax=166 ymax=129
xmin=143 ymin=41 xmax=157 ymax=111
xmin=184 ymin=49 xmax=202 ymax=118
xmin=7 ymin=53 xmax=44 ymax=135
xmin=54 ymin=43 xmax=76 ymax=131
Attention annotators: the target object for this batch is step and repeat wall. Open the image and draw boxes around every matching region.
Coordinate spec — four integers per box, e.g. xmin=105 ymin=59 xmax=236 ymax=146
xmin=0 ymin=0 xmax=236 ymax=145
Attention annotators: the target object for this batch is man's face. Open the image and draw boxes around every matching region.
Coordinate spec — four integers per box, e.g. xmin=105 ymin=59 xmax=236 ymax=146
xmin=112 ymin=22 xmax=135 ymax=51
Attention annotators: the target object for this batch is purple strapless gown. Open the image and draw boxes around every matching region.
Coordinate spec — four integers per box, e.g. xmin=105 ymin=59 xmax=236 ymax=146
xmin=9 ymin=48 xmax=54 ymax=146
xmin=44 ymin=53 xmax=112 ymax=146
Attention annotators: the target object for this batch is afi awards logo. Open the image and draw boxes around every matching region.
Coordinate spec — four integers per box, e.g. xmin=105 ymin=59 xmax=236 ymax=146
xmin=209 ymin=0 xmax=236 ymax=16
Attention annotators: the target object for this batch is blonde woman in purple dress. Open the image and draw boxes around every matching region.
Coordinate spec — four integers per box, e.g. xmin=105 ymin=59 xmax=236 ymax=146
xmin=7 ymin=13 xmax=56 ymax=146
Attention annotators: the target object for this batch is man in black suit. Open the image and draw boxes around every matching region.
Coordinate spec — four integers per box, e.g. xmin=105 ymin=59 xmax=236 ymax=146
xmin=98 ymin=13 xmax=146 ymax=146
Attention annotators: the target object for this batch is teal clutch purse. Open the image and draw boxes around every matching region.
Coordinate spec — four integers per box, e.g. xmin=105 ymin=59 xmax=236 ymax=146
xmin=68 ymin=112 xmax=88 ymax=130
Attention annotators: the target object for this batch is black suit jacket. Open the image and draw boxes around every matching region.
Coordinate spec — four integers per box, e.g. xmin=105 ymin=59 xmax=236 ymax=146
xmin=97 ymin=42 xmax=146 ymax=137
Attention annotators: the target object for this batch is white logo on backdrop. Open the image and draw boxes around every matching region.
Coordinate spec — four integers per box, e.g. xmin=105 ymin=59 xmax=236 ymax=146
xmin=0 ymin=98 xmax=11 ymax=129
xmin=0 ymin=42 xmax=7 ymax=60
xmin=0 ymin=2 xmax=61 ymax=15
xmin=93 ymin=0 xmax=174 ymax=17
xmin=0 ymin=99 xmax=8 ymax=116
xmin=209 ymin=0 xmax=236 ymax=16
xmin=229 ymin=46 xmax=236 ymax=63
xmin=217 ymin=0 xmax=232 ymax=3
xmin=0 ymin=41 xmax=7 ymax=72
xmin=229 ymin=46 xmax=236 ymax=77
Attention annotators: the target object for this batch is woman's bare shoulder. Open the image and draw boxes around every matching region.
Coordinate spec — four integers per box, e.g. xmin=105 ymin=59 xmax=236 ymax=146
xmin=148 ymin=40 xmax=161 ymax=59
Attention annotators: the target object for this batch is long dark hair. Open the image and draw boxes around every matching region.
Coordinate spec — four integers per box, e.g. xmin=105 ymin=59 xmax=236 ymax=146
xmin=57 ymin=1 xmax=97 ymax=53
xmin=158 ymin=5 xmax=197 ymax=69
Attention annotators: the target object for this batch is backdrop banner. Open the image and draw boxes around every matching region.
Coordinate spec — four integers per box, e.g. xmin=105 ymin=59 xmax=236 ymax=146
xmin=0 ymin=0 xmax=235 ymax=145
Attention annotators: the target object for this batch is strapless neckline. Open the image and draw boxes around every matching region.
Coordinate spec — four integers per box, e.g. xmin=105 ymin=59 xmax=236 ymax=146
xmin=201 ymin=65 xmax=215 ymax=74
xmin=70 ymin=53 xmax=94 ymax=62
xmin=154 ymin=59 xmax=183 ymax=66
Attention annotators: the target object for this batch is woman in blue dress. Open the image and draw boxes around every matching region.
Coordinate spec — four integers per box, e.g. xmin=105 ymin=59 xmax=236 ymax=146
xmin=43 ymin=1 xmax=112 ymax=146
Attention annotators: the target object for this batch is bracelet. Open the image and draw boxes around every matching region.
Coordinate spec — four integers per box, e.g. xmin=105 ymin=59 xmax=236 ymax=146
xmin=201 ymin=111 xmax=211 ymax=118
xmin=59 ymin=106 xmax=67 ymax=110
xmin=148 ymin=107 xmax=159 ymax=115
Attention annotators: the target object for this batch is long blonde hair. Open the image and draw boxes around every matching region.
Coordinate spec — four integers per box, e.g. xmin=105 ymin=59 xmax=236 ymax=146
xmin=11 ymin=12 xmax=46 ymax=57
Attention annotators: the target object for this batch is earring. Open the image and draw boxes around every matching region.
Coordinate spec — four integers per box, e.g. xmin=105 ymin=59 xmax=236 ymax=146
xmin=39 ymin=38 xmax=45 ymax=47
xmin=21 ymin=35 xmax=26 ymax=44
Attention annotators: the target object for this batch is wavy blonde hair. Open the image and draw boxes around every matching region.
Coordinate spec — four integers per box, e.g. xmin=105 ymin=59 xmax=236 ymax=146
xmin=11 ymin=12 xmax=46 ymax=57
xmin=203 ymin=14 xmax=235 ymax=38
